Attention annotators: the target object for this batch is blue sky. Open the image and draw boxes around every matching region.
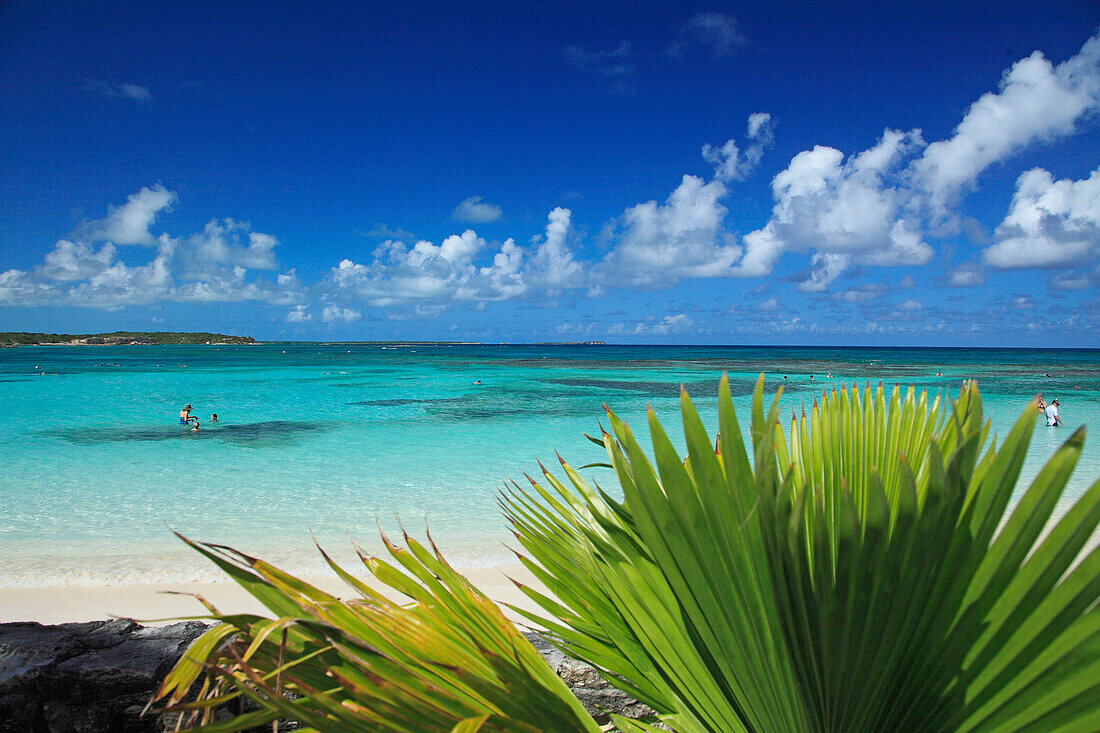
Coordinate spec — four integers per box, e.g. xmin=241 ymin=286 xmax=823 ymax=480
xmin=1 ymin=1 xmax=1098 ymax=345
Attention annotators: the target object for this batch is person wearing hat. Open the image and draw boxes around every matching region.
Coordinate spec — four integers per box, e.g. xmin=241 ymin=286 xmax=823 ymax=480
xmin=1045 ymin=398 xmax=1063 ymax=427
xmin=180 ymin=404 xmax=194 ymax=425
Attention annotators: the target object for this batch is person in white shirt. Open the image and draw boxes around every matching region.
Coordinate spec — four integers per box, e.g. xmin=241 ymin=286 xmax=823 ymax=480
xmin=1045 ymin=399 xmax=1062 ymax=427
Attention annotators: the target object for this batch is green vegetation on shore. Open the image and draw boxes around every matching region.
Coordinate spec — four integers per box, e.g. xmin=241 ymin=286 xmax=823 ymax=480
xmin=0 ymin=331 xmax=256 ymax=346
xmin=156 ymin=376 xmax=1100 ymax=732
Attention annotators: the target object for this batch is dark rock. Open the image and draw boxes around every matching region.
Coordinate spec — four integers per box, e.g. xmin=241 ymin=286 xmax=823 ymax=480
xmin=0 ymin=620 xmax=207 ymax=733
xmin=0 ymin=622 xmax=654 ymax=731
xmin=524 ymin=632 xmax=658 ymax=724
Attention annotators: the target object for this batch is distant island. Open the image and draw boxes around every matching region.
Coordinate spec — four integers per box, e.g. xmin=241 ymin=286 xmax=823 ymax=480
xmin=0 ymin=331 xmax=257 ymax=346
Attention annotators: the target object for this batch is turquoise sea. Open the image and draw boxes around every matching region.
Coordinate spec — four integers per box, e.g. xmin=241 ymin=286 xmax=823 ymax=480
xmin=1 ymin=344 xmax=1098 ymax=588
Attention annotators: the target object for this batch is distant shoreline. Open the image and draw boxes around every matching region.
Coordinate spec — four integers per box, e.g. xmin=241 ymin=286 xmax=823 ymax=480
xmin=0 ymin=331 xmax=257 ymax=347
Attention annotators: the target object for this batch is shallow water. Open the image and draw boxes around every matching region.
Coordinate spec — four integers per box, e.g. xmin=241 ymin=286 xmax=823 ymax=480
xmin=1 ymin=344 xmax=1097 ymax=587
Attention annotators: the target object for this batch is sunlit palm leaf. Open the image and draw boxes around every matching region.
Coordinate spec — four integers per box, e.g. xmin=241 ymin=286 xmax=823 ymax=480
xmin=151 ymin=531 xmax=602 ymax=732
xmin=504 ymin=374 xmax=1100 ymax=732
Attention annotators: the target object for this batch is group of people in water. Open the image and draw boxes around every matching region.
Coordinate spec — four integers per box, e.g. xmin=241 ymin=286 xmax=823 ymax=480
xmin=179 ymin=404 xmax=218 ymax=432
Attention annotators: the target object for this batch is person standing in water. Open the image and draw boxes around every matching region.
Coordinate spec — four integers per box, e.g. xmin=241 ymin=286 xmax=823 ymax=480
xmin=180 ymin=404 xmax=193 ymax=425
xmin=1045 ymin=398 xmax=1063 ymax=427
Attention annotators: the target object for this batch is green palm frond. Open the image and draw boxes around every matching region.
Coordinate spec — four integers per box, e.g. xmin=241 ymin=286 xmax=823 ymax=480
xmin=504 ymin=374 xmax=1100 ymax=732
xmin=151 ymin=531 xmax=603 ymax=732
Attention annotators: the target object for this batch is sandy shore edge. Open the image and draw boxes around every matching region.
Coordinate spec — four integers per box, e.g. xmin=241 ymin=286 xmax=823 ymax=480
xmin=0 ymin=563 xmax=544 ymax=626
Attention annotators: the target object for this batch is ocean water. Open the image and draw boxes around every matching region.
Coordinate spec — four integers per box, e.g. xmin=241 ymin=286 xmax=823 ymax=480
xmin=1 ymin=344 xmax=1097 ymax=588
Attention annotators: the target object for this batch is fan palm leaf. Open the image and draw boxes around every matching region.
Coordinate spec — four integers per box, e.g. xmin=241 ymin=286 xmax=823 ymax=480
xmin=504 ymin=375 xmax=1100 ymax=731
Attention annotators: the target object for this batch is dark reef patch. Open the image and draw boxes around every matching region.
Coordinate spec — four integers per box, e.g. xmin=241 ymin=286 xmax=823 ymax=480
xmin=543 ymin=377 xmax=718 ymax=398
xmin=40 ymin=420 xmax=329 ymax=447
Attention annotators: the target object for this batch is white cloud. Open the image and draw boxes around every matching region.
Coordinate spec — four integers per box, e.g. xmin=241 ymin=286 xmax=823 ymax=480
xmin=0 ymin=269 xmax=51 ymax=305
xmin=945 ymin=264 xmax=986 ymax=287
xmin=896 ymin=299 xmax=923 ymax=311
xmin=983 ymin=167 xmax=1100 ymax=268
xmin=321 ymin=305 xmax=361 ymax=323
xmin=798 ymin=253 xmax=851 ymax=292
xmin=85 ymin=80 xmax=152 ymax=103
xmin=914 ymin=32 xmax=1100 ymax=212
xmin=40 ymin=240 xmax=118 ymax=282
xmin=285 ymin=305 xmax=312 ymax=322
xmin=740 ymin=130 xmax=931 ymax=280
xmin=702 ymin=112 xmax=774 ymax=182
xmin=734 ymin=32 xmax=1100 ymax=284
xmin=667 ymin=13 xmax=746 ymax=58
xmin=331 ymin=230 xmax=524 ymax=306
xmin=179 ymin=219 xmax=279 ymax=275
xmin=530 ymin=207 xmax=583 ymax=288
xmin=3 ymin=186 xmax=300 ymax=309
xmin=648 ymin=313 xmax=693 ymax=334
xmin=80 ymin=184 xmax=176 ymax=245
xmin=452 ymin=196 xmax=503 ymax=224
xmin=598 ymin=175 xmax=741 ymax=286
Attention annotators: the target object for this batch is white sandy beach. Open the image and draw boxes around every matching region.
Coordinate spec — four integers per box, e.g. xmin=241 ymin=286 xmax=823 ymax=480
xmin=0 ymin=563 xmax=545 ymax=626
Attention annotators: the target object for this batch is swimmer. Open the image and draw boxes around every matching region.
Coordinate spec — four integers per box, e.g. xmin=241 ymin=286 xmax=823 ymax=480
xmin=473 ymin=380 xmax=482 ymax=385
xmin=180 ymin=404 xmax=193 ymax=425
xmin=211 ymin=413 xmax=218 ymax=423
xmin=190 ymin=418 xmax=201 ymax=432
xmin=809 ymin=375 xmax=814 ymax=381
xmin=1037 ymin=394 xmax=1046 ymax=412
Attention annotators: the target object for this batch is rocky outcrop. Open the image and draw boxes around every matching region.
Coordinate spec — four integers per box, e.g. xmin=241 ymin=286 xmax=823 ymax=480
xmin=0 ymin=620 xmax=207 ymax=732
xmin=0 ymin=621 xmax=655 ymax=732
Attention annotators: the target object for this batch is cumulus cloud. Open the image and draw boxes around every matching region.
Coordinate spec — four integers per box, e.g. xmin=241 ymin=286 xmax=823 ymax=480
xmin=702 ymin=112 xmax=774 ymax=182
xmin=740 ymin=130 xmax=931 ymax=280
xmin=598 ymin=175 xmax=741 ymax=286
xmin=321 ymin=305 xmax=362 ymax=323
xmin=332 ymin=230 xmax=515 ymax=306
xmin=285 ymin=305 xmax=312 ymax=322
xmin=983 ymin=167 xmax=1100 ymax=268
xmin=529 ymin=207 xmax=583 ymax=288
xmin=914 ymin=33 xmax=1100 ymax=212
xmin=178 ymin=219 xmax=280 ymax=275
xmin=41 ymin=241 xmax=118 ymax=282
xmin=667 ymin=13 xmax=746 ymax=58
xmin=945 ymin=263 xmax=987 ymax=287
xmin=732 ymin=32 xmax=1100 ymax=286
xmin=1 ymin=186 xmax=301 ymax=309
xmin=325 ymin=210 xmax=589 ymax=311
xmin=452 ymin=196 xmax=503 ymax=224
xmin=797 ymin=253 xmax=852 ymax=292
xmin=85 ymin=80 xmax=152 ymax=103
xmin=80 ymin=184 xmax=176 ymax=245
